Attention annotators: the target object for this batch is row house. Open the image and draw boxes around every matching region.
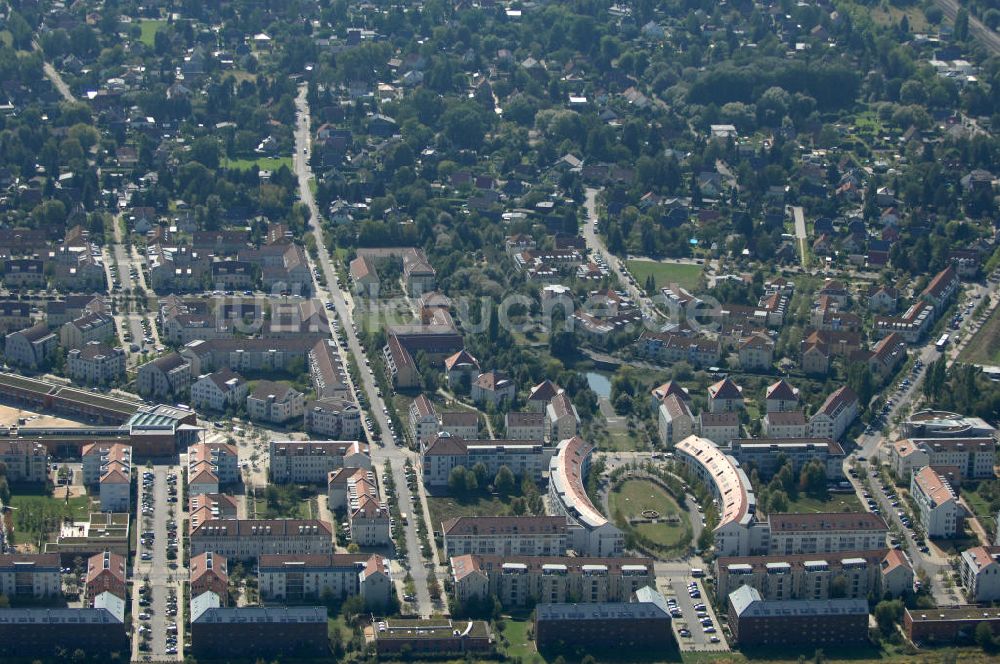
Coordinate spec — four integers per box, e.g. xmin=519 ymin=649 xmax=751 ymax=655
xmin=636 ymin=331 xmax=721 ymax=367
xmin=874 ymin=301 xmax=935 ymax=343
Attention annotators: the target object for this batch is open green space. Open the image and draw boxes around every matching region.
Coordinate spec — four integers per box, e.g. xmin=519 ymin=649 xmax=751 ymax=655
xmin=958 ymin=303 xmax=1000 ymax=365
xmin=9 ymin=491 xmax=92 ymax=548
xmin=783 ymin=491 xmax=863 ymax=514
xmin=427 ymin=494 xmax=509 ymax=530
xmin=962 ymin=481 xmax=998 ymax=538
xmin=626 ymin=260 xmax=702 ymax=292
xmin=254 ymin=484 xmax=313 ymax=519
xmin=137 ymin=19 xmax=166 ymax=48
xmin=222 ymin=156 xmax=293 ymax=172
xmin=499 ymin=618 xmax=536 ymax=661
xmin=610 ymin=479 xmax=689 ymax=549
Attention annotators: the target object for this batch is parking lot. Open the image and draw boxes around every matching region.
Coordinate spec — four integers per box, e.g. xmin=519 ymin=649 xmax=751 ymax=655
xmin=662 ymin=577 xmax=729 ymax=652
xmin=133 ymin=464 xmax=183 ymax=661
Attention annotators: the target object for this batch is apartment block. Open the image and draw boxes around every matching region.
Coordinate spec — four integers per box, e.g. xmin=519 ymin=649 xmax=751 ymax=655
xmin=0 ymin=554 xmax=61 ymax=598
xmin=304 ymin=398 xmax=362 ymax=439
xmin=190 ymin=552 xmax=229 ymax=605
xmin=67 ymin=342 xmax=126 ymax=386
xmin=889 ymin=437 xmax=996 ymax=480
xmin=535 ymin=586 xmax=672 ymax=652
xmin=729 ymin=438 xmax=845 ymax=480
xmin=137 ymin=352 xmax=191 ymax=398
xmin=548 ymin=437 xmax=624 ymax=557
xmin=190 ymin=595 xmax=327 ymax=660
xmin=327 ymin=467 xmax=390 ymax=546
xmin=960 ymin=546 xmax=1000 ymax=602
xmin=767 ymin=513 xmax=889 ymax=556
xmin=269 ymin=440 xmax=370 ymax=484
xmin=657 ymin=394 xmax=694 ymax=446
xmin=84 ymin=551 xmax=127 ymax=603
xmin=0 ymin=596 xmax=128 ymax=659
xmin=189 ymin=519 xmax=333 ymax=560
xmin=258 ymin=553 xmax=391 ymax=609
xmin=808 ymin=386 xmax=859 ymax=441
xmin=82 ymin=443 xmax=131 ymax=512
xmin=246 ymin=381 xmax=304 ymax=424
xmin=911 ymin=466 xmax=960 ymax=538
xmin=506 ymin=411 xmax=546 ymax=441
xmin=450 ymin=554 xmax=655 ymax=609
xmin=188 ymin=442 xmax=241 ymax=486
xmin=190 ymin=368 xmax=248 ymax=412
xmin=728 ymin=586 xmax=869 ymax=647
xmin=421 ymin=434 xmax=547 ymax=488
xmin=0 ymin=441 xmax=48 ymax=483
xmin=442 ymin=516 xmax=571 ymax=558
xmin=5 ymin=323 xmax=58 ymax=369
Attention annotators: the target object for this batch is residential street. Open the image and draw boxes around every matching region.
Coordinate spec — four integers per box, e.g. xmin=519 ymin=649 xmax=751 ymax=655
xmin=293 ymin=84 xmax=439 ymax=616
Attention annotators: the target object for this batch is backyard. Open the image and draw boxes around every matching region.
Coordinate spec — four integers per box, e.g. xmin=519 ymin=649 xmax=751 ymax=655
xmin=626 ymin=260 xmax=703 ymax=292
xmin=9 ymin=491 xmax=93 ymax=549
xmin=253 ymin=484 xmax=313 ymax=519
xmin=427 ymin=493 xmax=510 ymax=531
xmin=782 ymin=491 xmax=864 ymax=514
xmin=222 ymin=156 xmax=294 ymax=172
xmin=137 ymin=19 xmax=166 ymax=47
xmin=609 ymin=478 xmax=690 ymax=550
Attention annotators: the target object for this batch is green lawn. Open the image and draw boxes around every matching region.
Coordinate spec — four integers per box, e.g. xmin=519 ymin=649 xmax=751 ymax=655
xmin=9 ymin=492 xmax=93 ymax=548
xmin=626 ymin=260 xmax=702 ymax=291
xmin=602 ymin=429 xmax=648 ymax=452
xmin=610 ymin=479 xmax=689 ymax=548
xmin=222 ymin=156 xmax=293 ymax=172
xmin=0 ymin=31 xmax=12 ymax=48
xmin=137 ymin=20 xmax=166 ymax=48
xmin=500 ymin=619 xmax=538 ymax=661
xmin=783 ymin=491 xmax=863 ymax=514
xmin=427 ymin=494 xmax=510 ymax=530
xmin=958 ymin=303 xmax=1000 ymax=365
xmin=962 ymin=481 xmax=998 ymax=537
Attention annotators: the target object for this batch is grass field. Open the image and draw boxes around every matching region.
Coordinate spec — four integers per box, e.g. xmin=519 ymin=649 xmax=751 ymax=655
xmin=427 ymin=494 xmax=510 ymax=530
xmin=222 ymin=156 xmax=293 ymax=172
xmin=962 ymin=481 xmax=998 ymax=539
xmin=500 ymin=619 xmax=536 ymax=661
xmin=137 ymin=20 xmax=166 ymax=48
xmin=784 ymin=492 xmax=863 ymax=514
xmin=9 ymin=492 xmax=92 ymax=547
xmin=610 ymin=479 xmax=689 ymax=548
xmin=958 ymin=303 xmax=1000 ymax=365
xmin=626 ymin=260 xmax=702 ymax=292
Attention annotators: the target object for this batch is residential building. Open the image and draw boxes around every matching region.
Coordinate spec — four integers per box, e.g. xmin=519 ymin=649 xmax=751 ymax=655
xmin=765 ymin=379 xmax=799 ymax=412
xmin=408 ymin=394 xmax=439 ymax=446
xmin=471 ymin=371 xmax=516 ymax=406
xmin=450 ymin=554 xmax=655 ymax=609
xmin=84 ymin=551 xmax=127 ymax=603
xmin=0 ymin=441 xmax=48 ymax=483
xmin=0 ymin=554 xmax=61 ymax=598
xmin=730 ymin=438 xmax=844 ymax=480
xmin=762 ymin=410 xmax=809 ymax=438
xmin=867 ymin=333 xmax=907 ymax=380
xmin=246 ymin=381 xmax=304 ymax=424
xmin=137 ymin=353 xmax=191 ymax=398
xmin=675 ymin=435 xmax=760 ymax=556
xmin=46 ymin=512 xmax=130 ymax=558
xmin=189 ymin=442 xmax=241 ymax=485
xmin=874 ymin=301 xmax=935 ymax=342
xmin=190 ymin=552 xmax=229 ymax=605
xmin=767 ymin=513 xmax=889 ymax=555
xmin=728 ymin=586 xmax=869 ymax=647
xmin=67 ymin=343 xmax=125 ymax=385
xmin=707 ymin=378 xmax=744 ymax=413
xmin=189 ymin=519 xmax=334 ymax=559
xmin=921 ymin=265 xmax=959 ymax=308
xmin=0 ymin=597 xmax=128 ymax=659
xmin=82 ymin=443 xmax=132 ymax=512
xmin=308 ymin=339 xmax=350 ymax=400
xmin=911 ymin=466 xmax=960 ymax=538
xmin=304 ymin=398 xmax=361 ymax=439
xmin=190 ymin=595 xmax=327 ymax=660
xmin=370 ymin=617 xmax=492 ymax=657
xmin=714 ymin=549 xmax=895 ymax=602
xmin=442 ymin=516 xmax=570 ymax=558
xmin=382 ymin=334 xmax=420 ymax=388
xmin=739 ymin=334 xmax=774 ymax=371
xmin=650 ymin=381 xmax=691 ymax=412
xmin=0 ymin=301 xmax=31 ymax=334
xmin=444 ymin=349 xmax=480 ymax=391
xmin=439 ymin=411 xmax=479 ymax=439
xmin=258 ymin=553 xmax=391 ymax=609
xmin=534 ymin=587 xmax=672 ymax=652
xmin=636 ymin=331 xmax=721 ymax=367
xmin=5 ymin=323 xmax=58 ymax=369
xmin=181 ymin=336 xmax=324 ymax=375
xmin=421 ymin=434 xmax=547 ymax=488
xmin=527 ymin=380 xmax=561 ymax=412
xmin=189 ymin=494 xmax=239 ymax=534
xmin=546 ymin=392 xmax=580 ymax=441
xmin=904 ymin=607 xmax=1000 ymax=644
xmin=60 ymin=312 xmax=115 ymax=350
xmin=327 ymin=467 xmax=390 ymax=546
xmin=190 ymin=368 xmax=248 ymax=412
xmin=548 ymin=437 xmax=624 ymax=557
xmin=959 ymin=546 xmax=1000 ymax=602
xmin=270 ymin=440 xmax=370 ymax=484
xmin=808 ymin=386 xmax=859 ymax=441
xmin=349 ymin=256 xmax=380 ymax=298
xmin=889 ymin=437 xmax=996 ymax=480
xmin=698 ymin=411 xmax=740 ymax=445
xmin=881 ymin=549 xmax=915 ymax=598
xmin=657 ymin=394 xmax=694 ymax=446
xmin=506 ymin=411 xmax=546 ymax=441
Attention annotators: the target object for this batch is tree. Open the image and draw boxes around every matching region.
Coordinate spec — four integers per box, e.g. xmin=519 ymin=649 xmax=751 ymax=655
xmin=448 ymin=466 xmax=468 ymax=494
xmin=975 ymin=621 xmax=998 ymax=651
xmin=798 ymin=461 xmax=828 ymax=500
xmin=874 ymin=599 xmax=903 ymax=635
xmin=472 ymin=462 xmax=489 ymax=488
xmin=495 ymin=466 xmax=516 ymax=495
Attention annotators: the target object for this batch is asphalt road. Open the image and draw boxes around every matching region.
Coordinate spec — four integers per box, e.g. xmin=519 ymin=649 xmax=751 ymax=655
xmin=292 ymin=85 xmax=439 ymax=616
xmin=32 ymin=40 xmax=78 ymax=103
xmin=132 ymin=463 xmax=183 ymax=661
xmin=791 ymin=206 xmax=807 ymax=268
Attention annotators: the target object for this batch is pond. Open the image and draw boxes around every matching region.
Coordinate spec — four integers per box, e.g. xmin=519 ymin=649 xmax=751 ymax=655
xmin=586 ymin=371 xmax=611 ymax=398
